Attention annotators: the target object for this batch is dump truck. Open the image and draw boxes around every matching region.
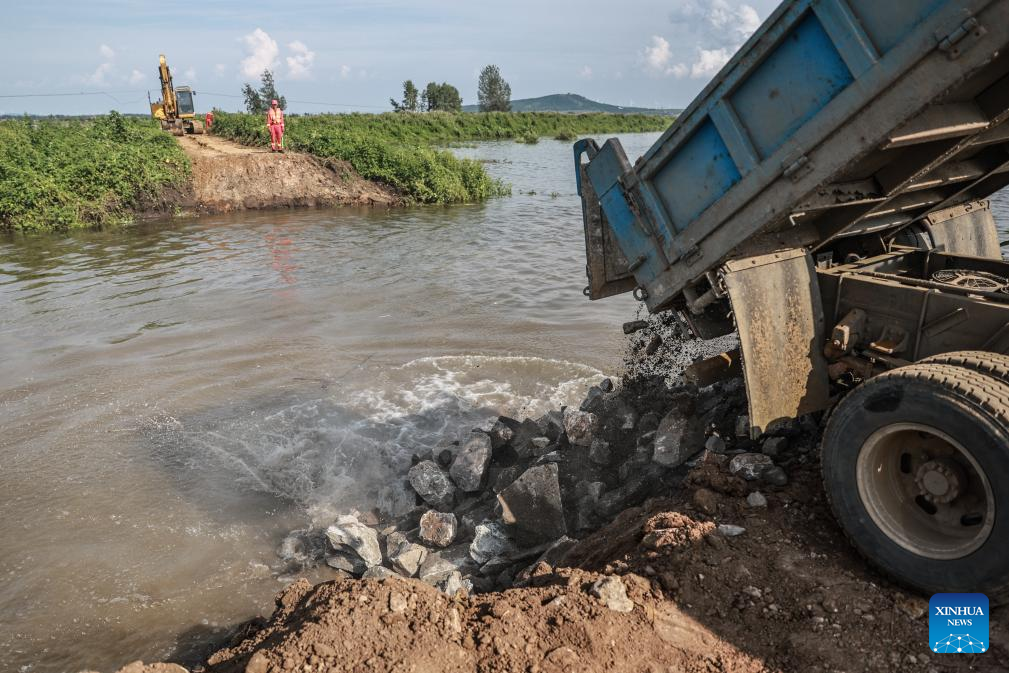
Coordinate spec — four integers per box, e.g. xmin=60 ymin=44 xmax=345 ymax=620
xmin=576 ymin=0 xmax=1009 ymax=603
xmin=149 ymin=54 xmax=203 ymax=136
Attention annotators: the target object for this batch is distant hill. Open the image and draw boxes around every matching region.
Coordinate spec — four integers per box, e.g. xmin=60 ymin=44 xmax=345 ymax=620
xmin=462 ymin=93 xmax=680 ymax=116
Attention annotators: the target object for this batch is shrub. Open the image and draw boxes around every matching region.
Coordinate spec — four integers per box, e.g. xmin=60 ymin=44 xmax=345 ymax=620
xmin=0 ymin=115 xmax=190 ymax=232
xmin=210 ymin=111 xmax=669 ymax=204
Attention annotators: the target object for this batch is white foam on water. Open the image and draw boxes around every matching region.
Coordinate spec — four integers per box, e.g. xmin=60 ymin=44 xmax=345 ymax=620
xmin=347 ymin=355 xmax=608 ymax=423
xmin=145 ymin=355 xmax=609 ymax=528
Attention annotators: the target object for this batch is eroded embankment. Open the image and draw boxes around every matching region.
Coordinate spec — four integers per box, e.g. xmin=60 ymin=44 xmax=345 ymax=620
xmin=175 ymin=135 xmax=399 ymax=213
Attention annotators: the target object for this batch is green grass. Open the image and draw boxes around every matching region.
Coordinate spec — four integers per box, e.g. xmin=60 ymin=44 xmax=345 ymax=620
xmin=211 ymin=111 xmax=671 ymax=204
xmin=0 ymin=113 xmax=190 ymax=232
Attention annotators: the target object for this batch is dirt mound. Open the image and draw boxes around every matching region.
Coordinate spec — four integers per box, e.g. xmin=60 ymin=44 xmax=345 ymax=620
xmin=176 ymin=135 xmax=399 ymax=213
xmin=192 ymin=456 xmax=1007 ymax=673
xmin=201 ymin=570 xmax=766 ymax=673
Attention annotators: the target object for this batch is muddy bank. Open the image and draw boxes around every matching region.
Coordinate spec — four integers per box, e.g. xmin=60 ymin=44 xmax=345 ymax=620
xmin=174 ymin=135 xmax=399 ymax=214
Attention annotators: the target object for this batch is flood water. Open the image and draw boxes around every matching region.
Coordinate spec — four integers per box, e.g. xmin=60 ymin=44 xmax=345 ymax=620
xmin=0 ymin=133 xmax=660 ymax=673
xmin=4 ymin=133 xmax=1009 ymax=673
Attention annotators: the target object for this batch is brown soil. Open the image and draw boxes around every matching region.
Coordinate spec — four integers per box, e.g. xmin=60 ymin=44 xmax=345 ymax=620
xmin=152 ymin=455 xmax=1004 ymax=673
xmin=175 ymin=135 xmax=399 ymax=213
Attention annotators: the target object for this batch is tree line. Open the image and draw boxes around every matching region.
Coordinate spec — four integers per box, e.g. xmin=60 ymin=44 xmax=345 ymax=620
xmin=391 ymin=65 xmax=511 ymax=113
xmin=240 ymin=64 xmax=513 ymax=115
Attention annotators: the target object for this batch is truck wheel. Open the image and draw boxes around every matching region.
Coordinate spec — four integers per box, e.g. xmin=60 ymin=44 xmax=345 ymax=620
xmin=821 ymin=363 xmax=1009 ymax=604
xmin=920 ymin=350 xmax=1009 ymax=385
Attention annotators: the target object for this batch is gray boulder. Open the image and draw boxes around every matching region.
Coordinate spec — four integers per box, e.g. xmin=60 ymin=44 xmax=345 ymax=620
xmin=362 ymin=566 xmax=398 ymax=580
xmin=563 ymin=408 xmax=597 ymax=446
xmin=488 ymin=418 xmax=516 ymax=449
xmin=325 ymin=514 xmax=382 ymax=568
xmin=595 ymin=466 xmax=663 ymax=518
xmin=589 ymin=437 xmax=611 ymax=466
xmin=590 ymin=576 xmax=634 ymax=612
xmin=408 ymin=460 xmax=456 ymax=511
xmin=497 ymin=463 xmax=567 ymax=546
xmin=729 ymin=453 xmax=774 ymax=481
xmin=435 ymin=570 xmax=473 ymax=597
xmin=536 ymin=410 xmax=565 ymax=441
xmin=386 ymin=532 xmax=428 ymax=577
xmin=652 ymin=407 xmax=704 ymax=468
xmin=530 ymin=437 xmax=553 ymax=456
xmin=762 ymin=436 xmax=788 ymax=459
xmin=450 ymin=433 xmax=493 ymax=492
xmin=469 ymin=522 xmax=520 ymax=565
xmin=418 ymin=552 xmax=458 ymax=584
xmin=325 ymin=551 xmax=367 ymax=576
xmin=419 ymin=510 xmax=458 ymax=548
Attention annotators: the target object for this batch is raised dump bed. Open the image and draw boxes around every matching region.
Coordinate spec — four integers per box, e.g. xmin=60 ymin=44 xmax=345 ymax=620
xmin=576 ymin=0 xmax=1009 ymax=605
xmin=578 ymin=0 xmax=1009 ymax=311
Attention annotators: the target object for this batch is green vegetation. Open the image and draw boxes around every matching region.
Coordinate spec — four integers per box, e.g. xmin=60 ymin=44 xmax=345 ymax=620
xmin=243 ymin=69 xmax=287 ymax=113
xmin=421 ymin=83 xmax=463 ymax=113
xmin=0 ymin=113 xmax=190 ymax=232
xmin=210 ymin=111 xmax=670 ymax=204
xmin=390 ymin=80 xmax=421 ymax=113
xmin=477 ymin=65 xmax=511 ymax=112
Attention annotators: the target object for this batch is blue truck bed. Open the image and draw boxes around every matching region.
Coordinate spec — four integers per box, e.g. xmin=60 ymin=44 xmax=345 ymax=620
xmin=578 ymin=0 xmax=1009 ymax=311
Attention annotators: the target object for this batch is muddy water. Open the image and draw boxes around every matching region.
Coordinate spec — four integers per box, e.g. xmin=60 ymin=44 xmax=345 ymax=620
xmin=4 ymin=132 xmax=1009 ymax=673
xmin=0 ymin=134 xmax=662 ymax=673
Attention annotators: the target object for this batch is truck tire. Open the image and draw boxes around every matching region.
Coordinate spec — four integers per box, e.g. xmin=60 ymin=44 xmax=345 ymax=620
xmin=920 ymin=350 xmax=1009 ymax=386
xmin=821 ymin=363 xmax=1009 ymax=604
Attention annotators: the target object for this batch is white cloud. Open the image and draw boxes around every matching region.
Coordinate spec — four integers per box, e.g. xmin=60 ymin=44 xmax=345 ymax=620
xmin=183 ymin=67 xmax=196 ymax=81
xmin=644 ymin=1 xmax=762 ymax=80
xmin=643 ymin=35 xmax=672 ymax=73
xmin=214 ymin=63 xmax=227 ymax=77
xmin=286 ymin=40 xmax=315 ymax=80
xmin=339 ymin=64 xmax=352 ymax=79
xmin=85 ymin=44 xmax=116 ymax=86
xmin=578 ymin=65 xmax=593 ymax=79
xmin=128 ymin=69 xmax=145 ymax=85
xmin=241 ymin=28 xmax=279 ymax=78
xmin=86 ymin=63 xmax=112 ymax=86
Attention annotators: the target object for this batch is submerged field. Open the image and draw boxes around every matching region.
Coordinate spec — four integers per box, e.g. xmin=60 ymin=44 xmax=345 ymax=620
xmin=210 ymin=111 xmax=671 ymax=204
xmin=0 ymin=114 xmax=191 ymax=232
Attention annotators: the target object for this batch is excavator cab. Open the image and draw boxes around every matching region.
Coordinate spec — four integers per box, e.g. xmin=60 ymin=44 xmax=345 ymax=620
xmin=175 ymin=87 xmax=195 ymax=117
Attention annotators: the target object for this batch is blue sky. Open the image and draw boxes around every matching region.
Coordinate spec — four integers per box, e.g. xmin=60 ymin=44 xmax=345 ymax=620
xmin=2 ymin=0 xmax=780 ymax=115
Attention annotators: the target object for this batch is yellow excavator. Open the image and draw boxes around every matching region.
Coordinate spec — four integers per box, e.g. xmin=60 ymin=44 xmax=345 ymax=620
xmin=149 ymin=54 xmax=203 ymax=136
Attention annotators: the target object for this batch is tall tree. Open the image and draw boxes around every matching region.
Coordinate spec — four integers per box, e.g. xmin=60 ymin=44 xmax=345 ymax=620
xmin=422 ymin=82 xmax=462 ymax=112
xmin=257 ymin=70 xmax=287 ymax=111
xmin=242 ymin=83 xmax=264 ymax=114
xmin=390 ymin=80 xmax=420 ymax=112
xmin=477 ymin=65 xmax=511 ymax=112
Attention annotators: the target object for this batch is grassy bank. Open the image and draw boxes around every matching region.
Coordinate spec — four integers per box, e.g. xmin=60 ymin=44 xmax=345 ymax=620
xmin=0 ymin=114 xmax=191 ymax=232
xmin=210 ymin=111 xmax=671 ymax=204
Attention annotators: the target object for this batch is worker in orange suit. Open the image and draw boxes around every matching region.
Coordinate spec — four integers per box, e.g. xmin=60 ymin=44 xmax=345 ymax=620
xmin=204 ymin=110 xmax=214 ymax=133
xmin=267 ymin=99 xmax=285 ymax=152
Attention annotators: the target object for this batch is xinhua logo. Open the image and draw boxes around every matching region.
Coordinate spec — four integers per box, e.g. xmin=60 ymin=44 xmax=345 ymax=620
xmin=929 ymin=594 xmax=989 ymax=654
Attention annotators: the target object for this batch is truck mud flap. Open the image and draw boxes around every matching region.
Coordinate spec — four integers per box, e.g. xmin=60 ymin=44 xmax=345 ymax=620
xmin=723 ymin=249 xmax=831 ymax=437
xmin=925 ymin=201 xmax=1001 ymax=260
xmin=579 ymin=163 xmax=637 ymax=299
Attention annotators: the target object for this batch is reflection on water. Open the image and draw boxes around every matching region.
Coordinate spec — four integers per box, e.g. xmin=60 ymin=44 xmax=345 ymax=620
xmin=0 ymin=134 xmax=660 ymax=673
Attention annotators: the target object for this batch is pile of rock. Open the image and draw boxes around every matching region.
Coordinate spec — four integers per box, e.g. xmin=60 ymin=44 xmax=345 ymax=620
xmin=284 ymin=372 xmax=810 ymax=595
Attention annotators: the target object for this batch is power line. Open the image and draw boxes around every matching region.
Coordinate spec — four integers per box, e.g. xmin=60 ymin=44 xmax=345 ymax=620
xmin=197 ymin=91 xmax=388 ymax=110
xmin=1 ymin=89 xmax=391 ymax=111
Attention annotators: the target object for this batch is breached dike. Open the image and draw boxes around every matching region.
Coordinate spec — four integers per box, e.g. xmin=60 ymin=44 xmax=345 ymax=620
xmin=282 ymin=365 xmax=811 ymax=597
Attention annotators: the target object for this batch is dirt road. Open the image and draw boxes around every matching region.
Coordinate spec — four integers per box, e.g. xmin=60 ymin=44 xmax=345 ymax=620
xmin=175 ymin=135 xmax=398 ymax=213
